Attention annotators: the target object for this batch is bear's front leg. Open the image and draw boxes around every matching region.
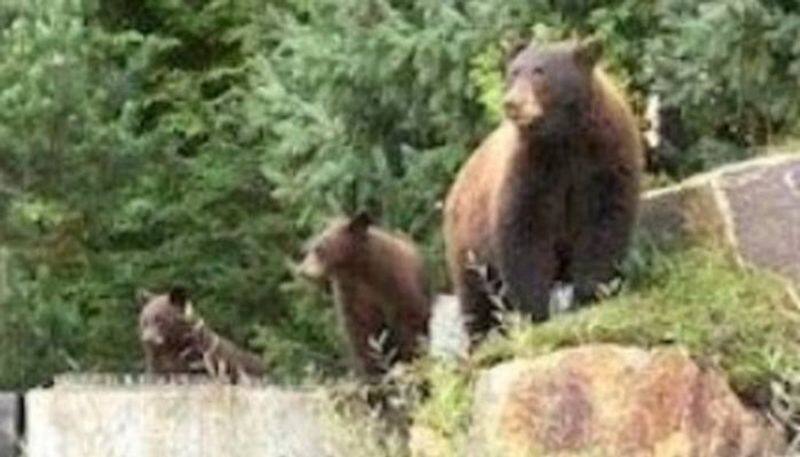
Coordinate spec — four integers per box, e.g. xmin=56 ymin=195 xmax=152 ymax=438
xmin=393 ymin=295 xmax=429 ymax=362
xmin=143 ymin=348 xmax=157 ymax=373
xmin=495 ymin=202 xmax=557 ymax=322
xmin=333 ymin=282 xmax=388 ymax=378
xmin=454 ymin=257 xmax=502 ymax=340
xmin=570 ymin=167 xmax=639 ymax=302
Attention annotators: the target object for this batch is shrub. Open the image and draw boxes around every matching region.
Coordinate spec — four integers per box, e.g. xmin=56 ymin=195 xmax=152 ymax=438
xmin=1 ymin=0 xmax=799 ymax=388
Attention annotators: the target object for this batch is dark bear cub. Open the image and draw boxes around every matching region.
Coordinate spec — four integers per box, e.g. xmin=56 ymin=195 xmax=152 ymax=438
xmin=444 ymin=38 xmax=643 ymax=340
xmin=138 ymin=287 xmax=267 ymax=383
xmin=297 ymin=212 xmax=431 ymax=378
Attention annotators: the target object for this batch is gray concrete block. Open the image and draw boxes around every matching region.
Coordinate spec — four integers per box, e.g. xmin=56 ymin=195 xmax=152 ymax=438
xmin=640 ymin=153 xmax=800 ymax=289
xmin=0 ymin=392 xmax=20 ymax=457
xmin=428 ymin=294 xmax=468 ymax=361
xmin=26 ymin=384 xmax=342 ymax=457
xmin=639 ymin=178 xmax=726 ymax=248
xmin=721 ymin=157 xmax=800 ymax=284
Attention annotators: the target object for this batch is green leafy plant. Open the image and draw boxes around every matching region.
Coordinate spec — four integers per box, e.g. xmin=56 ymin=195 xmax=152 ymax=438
xmin=1 ymin=0 xmax=799 ymax=389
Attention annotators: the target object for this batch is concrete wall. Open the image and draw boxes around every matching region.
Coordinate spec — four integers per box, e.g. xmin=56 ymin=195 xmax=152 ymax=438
xmin=26 ymin=384 xmax=339 ymax=457
xmin=0 ymin=392 xmax=20 ymax=457
xmin=17 ymin=294 xmax=470 ymax=457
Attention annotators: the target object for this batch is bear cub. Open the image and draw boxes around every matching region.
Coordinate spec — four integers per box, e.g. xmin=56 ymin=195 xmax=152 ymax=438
xmin=138 ymin=286 xmax=267 ymax=383
xmin=297 ymin=212 xmax=431 ymax=378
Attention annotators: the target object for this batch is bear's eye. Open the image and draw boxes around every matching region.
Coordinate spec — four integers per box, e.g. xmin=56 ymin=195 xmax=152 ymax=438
xmin=531 ymin=66 xmax=544 ymax=76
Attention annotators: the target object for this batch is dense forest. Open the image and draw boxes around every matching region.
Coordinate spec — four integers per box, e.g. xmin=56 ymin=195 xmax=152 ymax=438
xmin=1 ymin=0 xmax=799 ymax=388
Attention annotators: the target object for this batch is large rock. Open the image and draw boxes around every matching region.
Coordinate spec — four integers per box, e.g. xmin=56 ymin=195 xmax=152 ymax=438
xmin=640 ymin=154 xmax=800 ymax=289
xmin=25 ymin=380 xmax=343 ymax=457
xmin=0 ymin=392 xmax=20 ymax=457
xmin=469 ymin=345 xmax=784 ymax=457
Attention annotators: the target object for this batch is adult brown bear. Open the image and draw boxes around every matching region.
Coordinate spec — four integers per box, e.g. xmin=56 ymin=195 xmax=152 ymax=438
xmin=443 ymin=39 xmax=643 ymax=338
xmin=297 ymin=213 xmax=431 ymax=378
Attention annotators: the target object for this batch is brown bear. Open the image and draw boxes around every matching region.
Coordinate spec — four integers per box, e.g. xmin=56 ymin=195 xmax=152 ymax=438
xmin=297 ymin=212 xmax=431 ymax=378
xmin=443 ymin=38 xmax=643 ymax=338
xmin=138 ymin=287 xmax=267 ymax=383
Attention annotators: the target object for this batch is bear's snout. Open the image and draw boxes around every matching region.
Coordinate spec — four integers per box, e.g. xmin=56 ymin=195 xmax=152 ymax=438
xmin=503 ymin=82 xmax=543 ymax=127
xmin=297 ymin=251 xmax=326 ymax=282
xmin=140 ymin=325 xmax=165 ymax=346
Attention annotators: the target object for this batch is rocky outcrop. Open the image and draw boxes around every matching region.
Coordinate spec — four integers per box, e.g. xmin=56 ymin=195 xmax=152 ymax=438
xmin=640 ymin=154 xmax=800 ymax=292
xmin=468 ymin=345 xmax=784 ymax=457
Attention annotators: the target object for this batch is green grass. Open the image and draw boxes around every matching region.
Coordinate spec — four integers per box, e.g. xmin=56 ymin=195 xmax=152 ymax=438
xmin=474 ymin=243 xmax=800 ymax=396
xmin=410 ymin=361 xmax=474 ymax=456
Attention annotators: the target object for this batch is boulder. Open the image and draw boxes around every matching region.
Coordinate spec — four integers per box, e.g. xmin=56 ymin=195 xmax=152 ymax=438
xmin=468 ymin=345 xmax=784 ymax=457
xmin=640 ymin=154 xmax=800 ymax=291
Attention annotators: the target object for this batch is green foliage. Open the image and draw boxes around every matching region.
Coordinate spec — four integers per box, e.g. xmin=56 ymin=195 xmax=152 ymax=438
xmin=0 ymin=0 xmax=799 ymax=388
xmin=642 ymin=0 xmax=800 ymax=173
xmin=0 ymin=0 xmax=156 ymax=387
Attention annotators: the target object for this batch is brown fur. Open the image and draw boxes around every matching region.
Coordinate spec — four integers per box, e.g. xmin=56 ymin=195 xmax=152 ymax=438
xmin=138 ymin=288 xmax=267 ymax=383
xmin=444 ymin=39 xmax=643 ymax=339
xmin=183 ymin=315 xmax=267 ymax=383
xmin=298 ymin=213 xmax=431 ymax=378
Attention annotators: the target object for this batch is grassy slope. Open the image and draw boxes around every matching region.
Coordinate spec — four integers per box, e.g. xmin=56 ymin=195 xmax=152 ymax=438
xmin=411 ymin=240 xmax=800 ymax=453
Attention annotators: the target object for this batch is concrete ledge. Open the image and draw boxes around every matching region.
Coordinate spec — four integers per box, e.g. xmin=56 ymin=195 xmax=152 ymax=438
xmin=640 ymin=154 xmax=800 ymax=284
xmin=0 ymin=392 xmax=20 ymax=457
xmin=26 ymin=384 xmax=340 ymax=457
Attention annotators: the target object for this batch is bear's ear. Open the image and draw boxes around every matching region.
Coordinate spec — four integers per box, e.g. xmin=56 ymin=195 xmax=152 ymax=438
xmin=501 ymin=37 xmax=530 ymax=68
xmin=347 ymin=211 xmax=373 ymax=235
xmin=575 ymin=37 xmax=603 ymax=69
xmin=135 ymin=289 xmax=155 ymax=309
xmin=168 ymin=285 xmax=189 ymax=310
